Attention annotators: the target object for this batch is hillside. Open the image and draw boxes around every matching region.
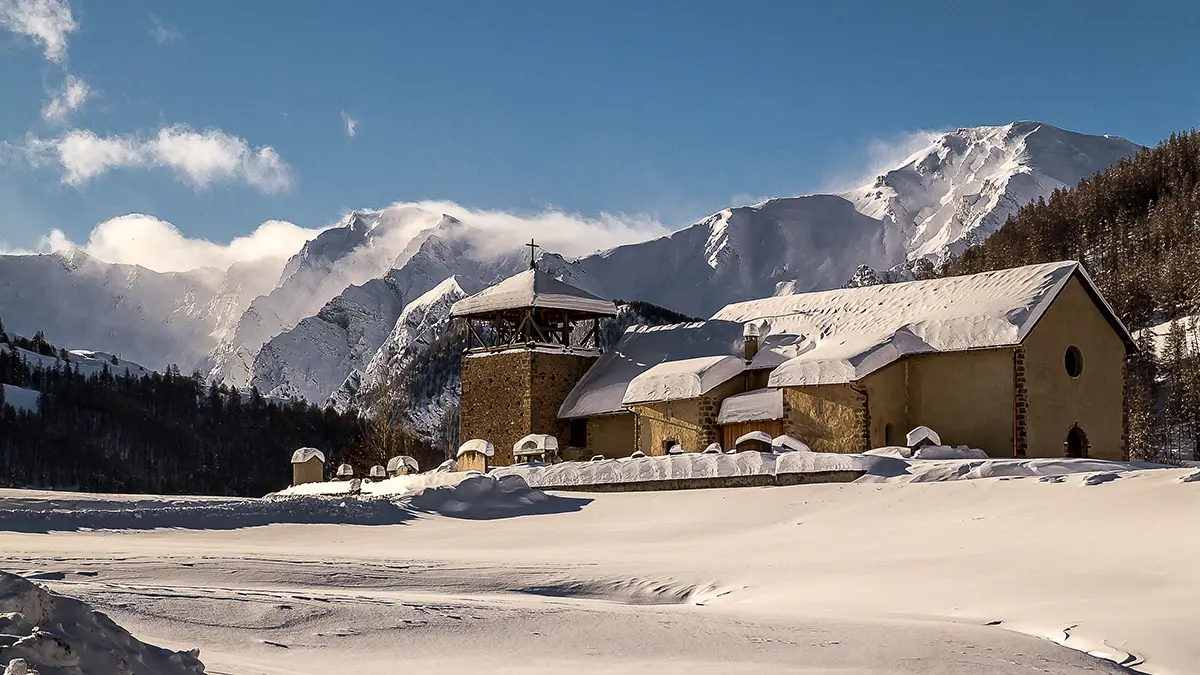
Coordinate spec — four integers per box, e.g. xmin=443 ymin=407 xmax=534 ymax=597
xmin=0 ymin=320 xmax=364 ymax=495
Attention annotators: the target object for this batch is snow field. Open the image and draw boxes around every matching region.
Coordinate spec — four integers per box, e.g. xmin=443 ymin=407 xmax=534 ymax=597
xmin=3 ymin=465 xmax=1198 ymax=674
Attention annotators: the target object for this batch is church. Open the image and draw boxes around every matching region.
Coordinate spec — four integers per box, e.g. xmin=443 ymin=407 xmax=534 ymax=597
xmin=451 ymin=257 xmax=1135 ymax=465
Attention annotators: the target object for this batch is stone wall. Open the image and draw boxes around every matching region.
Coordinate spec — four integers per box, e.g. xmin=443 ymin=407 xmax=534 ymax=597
xmin=540 ymin=470 xmax=865 ymax=493
xmin=460 ymin=351 xmax=532 ymax=467
xmin=781 ymin=385 xmax=867 ymax=453
xmin=460 ymin=350 xmax=598 ymax=466
xmin=531 ymin=351 xmax=598 ymax=464
xmin=586 ymin=413 xmax=636 ymax=459
xmin=631 ymin=377 xmax=746 ymax=455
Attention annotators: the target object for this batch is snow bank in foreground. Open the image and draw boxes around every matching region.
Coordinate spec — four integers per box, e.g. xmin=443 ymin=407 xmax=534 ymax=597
xmin=0 ymin=570 xmax=204 ymax=674
xmin=0 ymin=475 xmax=565 ymax=532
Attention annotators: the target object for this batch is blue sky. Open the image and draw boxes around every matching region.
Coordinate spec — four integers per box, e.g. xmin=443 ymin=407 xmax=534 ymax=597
xmin=1 ymin=0 xmax=1197 ymax=266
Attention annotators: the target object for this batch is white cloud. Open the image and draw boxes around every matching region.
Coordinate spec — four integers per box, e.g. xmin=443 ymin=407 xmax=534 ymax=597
xmin=149 ymin=15 xmax=180 ymax=45
xmin=41 ymin=73 xmax=90 ymax=122
xmin=21 ymin=125 xmax=295 ymax=193
xmin=43 ymin=214 xmax=323 ymax=272
xmin=341 ymin=111 xmax=357 ymax=138
xmin=392 ymin=199 xmax=672 ymax=259
xmin=0 ymin=0 xmax=77 ymax=63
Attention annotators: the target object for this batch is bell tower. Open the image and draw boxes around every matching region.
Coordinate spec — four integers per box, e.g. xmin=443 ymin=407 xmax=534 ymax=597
xmin=450 ymin=249 xmax=617 ymax=466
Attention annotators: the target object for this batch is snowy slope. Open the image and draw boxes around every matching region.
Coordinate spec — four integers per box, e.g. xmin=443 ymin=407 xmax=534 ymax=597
xmin=203 ymin=207 xmax=453 ymax=388
xmin=0 ymin=250 xmax=226 ymax=371
xmin=327 ymin=275 xmax=480 ymax=409
xmin=249 ymin=274 xmax=408 ymax=402
xmin=844 ymin=121 xmax=1142 ymax=262
xmin=252 ymin=231 xmax=516 ymax=405
xmin=1 ymin=384 xmax=39 ymax=412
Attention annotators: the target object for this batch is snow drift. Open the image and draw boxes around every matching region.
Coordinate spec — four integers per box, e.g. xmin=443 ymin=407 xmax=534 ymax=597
xmin=0 ymin=570 xmax=205 ymax=674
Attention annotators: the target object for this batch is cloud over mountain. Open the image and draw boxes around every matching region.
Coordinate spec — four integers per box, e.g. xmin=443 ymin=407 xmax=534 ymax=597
xmin=45 ymin=214 xmax=324 ymax=273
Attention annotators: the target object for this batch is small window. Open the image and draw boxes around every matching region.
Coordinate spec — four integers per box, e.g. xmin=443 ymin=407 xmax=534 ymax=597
xmin=662 ymin=439 xmax=677 ymax=454
xmin=1064 ymin=346 xmax=1083 ymax=378
xmin=569 ymin=419 xmax=587 ymax=447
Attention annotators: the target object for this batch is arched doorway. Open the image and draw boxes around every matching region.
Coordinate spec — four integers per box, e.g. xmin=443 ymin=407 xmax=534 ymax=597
xmin=1065 ymin=424 xmax=1088 ymax=458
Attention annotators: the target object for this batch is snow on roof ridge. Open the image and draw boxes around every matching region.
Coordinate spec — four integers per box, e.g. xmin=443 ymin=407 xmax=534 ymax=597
xmin=709 ymin=260 xmax=1129 ymax=387
xmin=623 ymin=354 xmax=745 ymax=405
xmin=450 ymin=267 xmax=617 ymax=317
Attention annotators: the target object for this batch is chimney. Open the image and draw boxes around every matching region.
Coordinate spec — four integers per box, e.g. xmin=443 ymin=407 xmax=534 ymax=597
xmin=743 ymin=322 xmax=760 ymax=365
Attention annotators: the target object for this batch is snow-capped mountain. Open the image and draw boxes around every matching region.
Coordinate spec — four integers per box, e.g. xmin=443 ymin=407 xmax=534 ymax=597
xmin=844 ymin=121 xmax=1142 ymax=261
xmin=324 ymin=275 xmax=481 ymax=440
xmin=201 ymin=207 xmax=452 ymax=388
xmin=0 ymin=249 xmax=223 ymax=369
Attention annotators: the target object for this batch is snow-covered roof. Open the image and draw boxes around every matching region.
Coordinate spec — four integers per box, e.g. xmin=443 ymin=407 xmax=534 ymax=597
xmin=717 ymin=388 xmax=784 ymax=424
xmin=291 ymin=447 xmax=325 ymax=464
xmin=710 ymin=261 xmax=1134 ymax=387
xmin=336 ymin=463 xmax=354 ymax=477
xmin=457 ymin=439 xmax=495 ymax=458
xmin=386 ymin=455 xmax=420 ymax=473
xmin=772 ymin=435 xmax=811 ymax=453
xmin=558 ymin=321 xmax=745 ymax=419
xmin=369 ymin=465 xmax=387 ymax=478
xmin=450 ymin=268 xmax=617 ymax=317
xmin=514 ymin=434 xmax=558 ymax=455
xmin=735 ymin=431 xmax=774 ymax=447
xmin=623 ymin=355 xmax=745 ymax=405
xmin=906 ymin=426 xmax=941 ymax=447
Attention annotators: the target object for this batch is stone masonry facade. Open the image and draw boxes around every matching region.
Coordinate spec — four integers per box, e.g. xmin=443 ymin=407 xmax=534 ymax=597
xmin=460 ymin=350 xmax=597 ymax=467
xmin=1014 ymin=346 xmax=1028 ymax=457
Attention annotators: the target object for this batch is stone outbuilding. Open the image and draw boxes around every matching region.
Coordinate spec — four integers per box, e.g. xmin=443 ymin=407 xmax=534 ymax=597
xmin=290 ymin=447 xmax=325 ymax=486
xmin=456 ymin=439 xmax=495 ymax=473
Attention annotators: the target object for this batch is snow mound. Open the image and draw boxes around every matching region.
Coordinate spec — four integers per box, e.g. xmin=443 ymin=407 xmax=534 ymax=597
xmin=408 ymin=475 xmax=555 ymax=519
xmin=912 ymin=445 xmax=989 ymax=460
xmin=290 ymin=447 xmax=325 ymax=464
xmin=0 ymin=570 xmax=205 ymax=674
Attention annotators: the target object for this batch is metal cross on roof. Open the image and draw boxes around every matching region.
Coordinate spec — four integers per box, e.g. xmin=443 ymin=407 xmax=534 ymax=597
xmin=526 ymin=238 xmax=540 ymax=269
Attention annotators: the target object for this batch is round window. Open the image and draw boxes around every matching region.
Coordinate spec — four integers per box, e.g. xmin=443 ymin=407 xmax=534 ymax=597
xmin=1064 ymin=346 xmax=1083 ymax=378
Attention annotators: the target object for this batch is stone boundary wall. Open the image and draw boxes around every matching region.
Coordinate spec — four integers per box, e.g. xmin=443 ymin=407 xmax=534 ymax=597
xmin=536 ymin=470 xmax=865 ymax=493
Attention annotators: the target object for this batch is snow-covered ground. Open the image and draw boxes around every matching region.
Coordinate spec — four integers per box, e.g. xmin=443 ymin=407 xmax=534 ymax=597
xmin=1 ymin=462 xmax=1197 ymax=674
xmin=1 ymin=384 xmax=39 ymax=413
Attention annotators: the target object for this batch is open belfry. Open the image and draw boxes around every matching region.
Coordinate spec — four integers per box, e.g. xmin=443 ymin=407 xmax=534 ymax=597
xmin=450 ymin=241 xmax=618 ymax=466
